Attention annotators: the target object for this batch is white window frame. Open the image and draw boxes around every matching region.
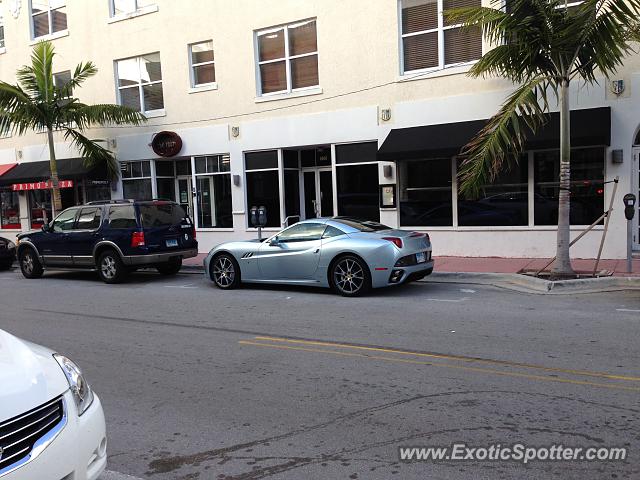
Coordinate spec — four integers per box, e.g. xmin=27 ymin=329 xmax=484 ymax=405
xmin=114 ymin=53 xmax=165 ymax=117
xmin=188 ymin=41 xmax=217 ymax=91
xmin=399 ymin=0 xmax=482 ymax=76
xmin=108 ymin=0 xmax=158 ymax=21
xmin=255 ymin=19 xmax=319 ymax=98
xmin=29 ymin=0 xmax=68 ymax=41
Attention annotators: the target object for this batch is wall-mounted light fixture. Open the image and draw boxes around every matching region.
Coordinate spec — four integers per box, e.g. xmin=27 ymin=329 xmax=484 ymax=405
xmin=16 ymin=150 xmax=23 ymax=160
xmin=108 ymin=138 xmax=117 ymax=149
xmin=233 ymin=174 xmax=241 ymax=186
xmin=381 ymin=108 xmax=391 ymax=122
xmin=383 ymin=164 xmax=393 ymax=178
xmin=611 ymin=149 xmax=624 ymax=164
xmin=231 ymin=126 xmax=240 ymax=138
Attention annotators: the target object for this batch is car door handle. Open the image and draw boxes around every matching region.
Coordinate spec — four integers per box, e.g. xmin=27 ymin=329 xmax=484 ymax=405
xmin=314 ymin=249 xmax=319 ymax=253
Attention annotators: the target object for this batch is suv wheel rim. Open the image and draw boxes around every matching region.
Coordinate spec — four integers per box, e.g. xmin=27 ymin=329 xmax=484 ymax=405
xmin=101 ymin=256 xmax=117 ymax=279
xmin=334 ymin=258 xmax=364 ymax=294
xmin=213 ymin=256 xmax=234 ymax=287
xmin=22 ymin=253 xmax=34 ymax=274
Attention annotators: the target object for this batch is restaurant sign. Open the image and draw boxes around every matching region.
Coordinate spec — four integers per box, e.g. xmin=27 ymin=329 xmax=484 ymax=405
xmin=151 ymin=131 xmax=182 ymax=157
xmin=12 ymin=180 xmax=74 ymax=191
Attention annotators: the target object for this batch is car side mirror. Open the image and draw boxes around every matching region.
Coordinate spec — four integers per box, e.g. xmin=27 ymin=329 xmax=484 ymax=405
xmin=41 ymin=224 xmax=50 ymax=233
xmin=269 ymin=236 xmax=279 ymax=246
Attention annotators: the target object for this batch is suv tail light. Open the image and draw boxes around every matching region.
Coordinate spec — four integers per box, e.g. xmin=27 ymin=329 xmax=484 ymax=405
xmin=131 ymin=231 xmax=145 ymax=247
xmin=383 ymin=237 xmax=403 ymax=249
xmin=192 ymin=226 xmax=196 ymax=239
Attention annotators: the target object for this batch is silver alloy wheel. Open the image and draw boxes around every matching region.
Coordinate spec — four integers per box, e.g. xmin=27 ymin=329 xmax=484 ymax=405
xmin=333 ymin=258 xmax=364 ymax=294
xmin=22 ymin=252 xmax=34 ymax=274
xmin=213 ymin=256 xmax=235 ymax=287
xmin=101 ymin=255 xmax=117 ymax=280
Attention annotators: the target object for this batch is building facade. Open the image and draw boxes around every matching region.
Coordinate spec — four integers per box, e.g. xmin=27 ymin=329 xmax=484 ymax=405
xmin=0 ymin=0 xmax=638 ymax=258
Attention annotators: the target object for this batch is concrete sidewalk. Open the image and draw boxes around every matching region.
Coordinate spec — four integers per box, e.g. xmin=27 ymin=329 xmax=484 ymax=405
xmin=183 ymin=253 xmax=640 ymax=276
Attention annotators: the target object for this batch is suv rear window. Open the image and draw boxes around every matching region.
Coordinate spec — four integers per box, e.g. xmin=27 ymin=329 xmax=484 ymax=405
xmin=139 ymin=203 xmax=186 ymax=227
xmin=108 ymin=206 xmax=137 ymax=229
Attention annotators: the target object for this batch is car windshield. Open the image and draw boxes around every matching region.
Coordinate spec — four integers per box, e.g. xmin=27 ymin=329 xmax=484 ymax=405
xmin=333 ymin=217 xmax=391 ymax=232
xmin=139 ymin=203 xmax=186 ymax=227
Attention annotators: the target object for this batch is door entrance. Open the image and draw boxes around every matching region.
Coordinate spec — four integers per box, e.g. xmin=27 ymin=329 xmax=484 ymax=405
xmin=302 ymin=169 xmax=333 ymax=219
xmin=176 ymin=177 xmax=194 ymax=218
xmin=633 ymin=147 xmax=639 ymax=250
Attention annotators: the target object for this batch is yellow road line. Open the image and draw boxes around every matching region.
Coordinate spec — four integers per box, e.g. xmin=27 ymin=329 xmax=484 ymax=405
xmin=238 ymin=341 xmax=640 ymax=393
xmin=253 ymin=336 xmax=640 ymax=383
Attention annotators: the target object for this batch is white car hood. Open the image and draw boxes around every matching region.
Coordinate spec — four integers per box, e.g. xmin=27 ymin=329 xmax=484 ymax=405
xmin=0 ymin=330 xmax=69 ymax=422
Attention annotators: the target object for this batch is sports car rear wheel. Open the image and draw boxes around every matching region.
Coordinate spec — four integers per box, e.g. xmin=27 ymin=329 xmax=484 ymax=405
xmin=211 ymin=254 xmax=241 ymax=289
xmin=331 ymin=255 xmax=371 ymax=297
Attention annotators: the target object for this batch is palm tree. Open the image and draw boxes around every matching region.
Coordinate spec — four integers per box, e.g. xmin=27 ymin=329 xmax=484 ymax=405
xmin=0 ymin=41 xmax=146 ymax=213
xmin=449 ymin=0 xmax=640 ymax=278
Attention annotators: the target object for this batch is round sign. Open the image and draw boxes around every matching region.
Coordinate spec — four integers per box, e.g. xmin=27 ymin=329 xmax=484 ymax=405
xmin=151 ymin=131 xmax=182 ymax=157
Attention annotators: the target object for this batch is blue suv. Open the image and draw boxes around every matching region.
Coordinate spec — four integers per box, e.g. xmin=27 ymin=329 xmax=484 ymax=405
xmin=16 ymin=200 xmax=198 ymax=283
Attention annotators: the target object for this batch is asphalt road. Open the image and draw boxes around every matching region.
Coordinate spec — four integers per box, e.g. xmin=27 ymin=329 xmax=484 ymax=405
xmin=0 ymin=267 xmax=639 ymax=480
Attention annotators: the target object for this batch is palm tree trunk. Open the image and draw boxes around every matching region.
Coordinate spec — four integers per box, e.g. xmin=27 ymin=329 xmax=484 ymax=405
xmin=551 ymin=78 xmax=575 ymax=278
xmin=47 ymin=127 xmax=62 ymax=213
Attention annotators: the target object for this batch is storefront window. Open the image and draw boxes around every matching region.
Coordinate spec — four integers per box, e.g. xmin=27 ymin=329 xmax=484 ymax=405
xmin=534 ymin=147 xmax=605 ymax=225
xmin=122 ymin=160 xmax=152 ymax=200
xmin=85 ymin=181 xmax=112 ymax=203
xmin=29 ymin=190 xmax=53 ymax=229
xmin=458 ymin=158 xmax=528 ymax=226
xmin=245 ymin=151 xmax=280 ymax=227
xmin=194 ymin=155 xmax=232 ymax=228
xmin=399 ymin=158 xmax=452 ymax=226
xmin=0 ymin=189 xmax=20 ymax=229
xmin=283 ymin=150 xmax=300 ymax=223
xmin=336 ymin=164 xmax=380 ymax=222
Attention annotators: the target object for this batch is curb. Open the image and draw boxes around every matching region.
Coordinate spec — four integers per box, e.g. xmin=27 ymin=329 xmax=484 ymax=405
xmin=423 ymin=271 xmax=640 ymax=294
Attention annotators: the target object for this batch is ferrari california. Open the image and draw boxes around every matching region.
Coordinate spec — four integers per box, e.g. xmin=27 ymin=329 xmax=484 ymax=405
xmin=204 ymin=217 xmax=433 ymax=296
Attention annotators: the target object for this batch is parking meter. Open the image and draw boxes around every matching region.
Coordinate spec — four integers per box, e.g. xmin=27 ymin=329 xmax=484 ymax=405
xmin=250 ymin=206 xmax=258 ymax=228
xmin=257 ymin=206 xmax=267 ymax=227
xmin=623 ymin=194 xmax=636 ymax=273
xmin=623 ymin=193 xmax=636 ymax=221
xmin=250 ymin=206 xmax=267 ymax=240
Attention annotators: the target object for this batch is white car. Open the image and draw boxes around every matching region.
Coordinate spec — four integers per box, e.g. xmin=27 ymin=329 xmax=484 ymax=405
xmin=0 ymin=329 xmax=107 ymax=479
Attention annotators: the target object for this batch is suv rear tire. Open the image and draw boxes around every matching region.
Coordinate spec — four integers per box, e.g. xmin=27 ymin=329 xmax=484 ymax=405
xmin=19 ymin=248 xmax=43 ymax=279
xmin=97 ymin=250 xmax=127 ymax=284
xmin=157 ymin=257 xmax=182 ymax=275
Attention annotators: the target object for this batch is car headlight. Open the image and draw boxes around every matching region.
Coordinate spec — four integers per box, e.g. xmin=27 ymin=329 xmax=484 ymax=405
xmin=53 ymin=354 xmax=94 ymax=416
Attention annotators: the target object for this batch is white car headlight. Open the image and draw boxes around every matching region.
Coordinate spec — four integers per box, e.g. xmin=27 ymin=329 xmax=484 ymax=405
xmin=53 ymin=354 xmax=94 ymax=416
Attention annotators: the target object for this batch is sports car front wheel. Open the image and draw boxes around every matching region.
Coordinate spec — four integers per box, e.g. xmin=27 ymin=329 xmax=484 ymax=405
xmin=211 ymin=253 xmax=241 ymax=289
xmin=330 ymin=255 xmax=371 ymax=297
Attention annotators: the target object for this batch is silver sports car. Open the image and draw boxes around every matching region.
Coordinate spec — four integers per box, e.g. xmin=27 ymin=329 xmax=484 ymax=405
xmin=203 ymin=217 xmax=434 ymax=296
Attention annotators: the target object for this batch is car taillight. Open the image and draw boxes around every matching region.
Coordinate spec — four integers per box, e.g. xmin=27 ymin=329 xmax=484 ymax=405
xmin=383 ymin=237 xmax=403 ymax=248
xmin=192 ymin=226 xmax=196 ymax=239
xmin=131 ymin=231 xmax=145 ymax=247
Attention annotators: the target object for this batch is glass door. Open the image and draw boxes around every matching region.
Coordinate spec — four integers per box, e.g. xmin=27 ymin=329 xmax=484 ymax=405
xmin=176 ymin=177 xmax=193 ymax=218
xmin=302 ymin=169 xmax=334 ymax=219
xmin=303 ymin=171 xmax=318 ymax=218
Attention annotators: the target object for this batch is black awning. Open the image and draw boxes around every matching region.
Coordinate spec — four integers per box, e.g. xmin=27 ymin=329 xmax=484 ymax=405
xmin=0 ymin=158 xmax=108 ymax=185
xmin=377 ymin=107 xmax=611 ymax=161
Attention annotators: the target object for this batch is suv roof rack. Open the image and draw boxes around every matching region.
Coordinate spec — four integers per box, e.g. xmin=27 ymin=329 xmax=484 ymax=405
xmin=86 ymin=199 xmax=135 ymax=205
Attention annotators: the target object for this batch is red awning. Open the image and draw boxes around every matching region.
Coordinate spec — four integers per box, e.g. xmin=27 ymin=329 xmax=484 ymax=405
xmin=0 ymin=163 xmax=17 ymax=177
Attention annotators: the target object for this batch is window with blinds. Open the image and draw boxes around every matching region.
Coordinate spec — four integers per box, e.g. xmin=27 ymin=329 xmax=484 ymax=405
xmin=256 ymin=19 xmax=319 ymax=96
xmin=400 ymin=0 xmax=482 ymax=74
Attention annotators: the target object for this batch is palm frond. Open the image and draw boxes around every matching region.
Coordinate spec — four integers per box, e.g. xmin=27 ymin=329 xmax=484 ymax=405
xmin=63 ymin=128 xmax=119 ymax=179
xmin=56 ymin=62 xmax=98 ymax=100
xmin=458 ymin=77 xmax=552 ymax=198
xmin=18 ymin=41 xmax=55 ymax=102
xmin=71 ymin=104 xmax=147 ymax=129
